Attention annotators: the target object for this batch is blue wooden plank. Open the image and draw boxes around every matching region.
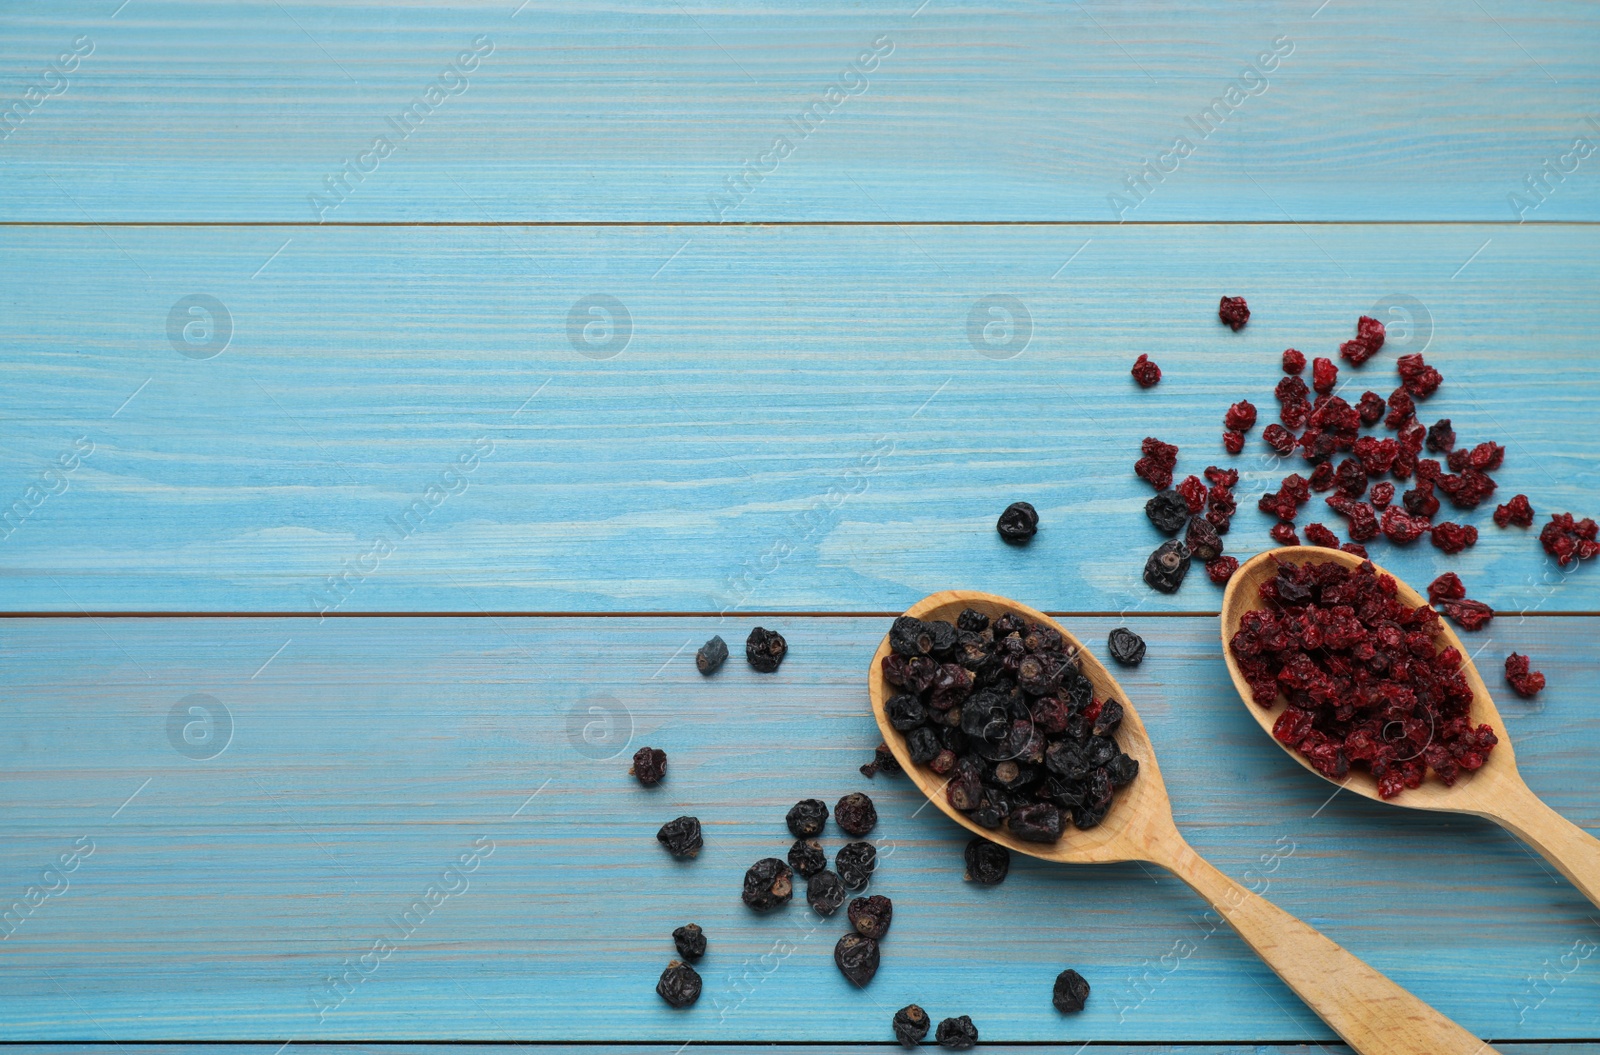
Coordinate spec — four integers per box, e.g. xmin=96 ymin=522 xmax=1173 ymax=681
xmin=0 ymin=1 xmax=1597 ymax=222
xmin=12 ymin=1048 xmax=1600 ymax=1055
xmin=1 ymin=223 xmax=1596 ymax=612
xmin=0 ymin=615 xmax=1595 ymax=1041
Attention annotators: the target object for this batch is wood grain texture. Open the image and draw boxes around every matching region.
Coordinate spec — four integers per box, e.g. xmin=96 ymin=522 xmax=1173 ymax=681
xmin=1 ymin=616 xmax=1595 ymax=1041
xmin=2 ymin=223 xmax=1597 ymax=613
xmin=13 ymin=1049 xmax=1600 ymax=1055
xmin=0 ymin=2 xmax=1597 ymax=222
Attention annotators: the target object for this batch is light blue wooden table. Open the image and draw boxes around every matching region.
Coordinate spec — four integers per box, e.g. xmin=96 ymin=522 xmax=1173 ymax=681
xmin=2 ymin=2 xmax=1597 ymax=1051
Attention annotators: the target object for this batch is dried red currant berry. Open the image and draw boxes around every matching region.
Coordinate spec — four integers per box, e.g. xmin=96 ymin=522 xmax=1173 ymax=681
xmin=1219 ymin=296 xmax=1250 ymax=330
xmin=656 ymin=959 xmax=702 ymax=1008
xmin=834 ymin=933 xmax=880 ymax=987
xmin=1427 ymin=572 xmax=1466 ymax=603
xmin=1280 ymin=398 xmax=1311 ymax=429
xmin=1135 ymin=438 xmax=1179 ymax=490
xmin=696 ymin=635 xmax=728 ymax=675
xmin=936 ymin=1016 xmax=979 ymax=1050
xmin=1468 ymin=441 xmax=1505 ymax=471
xmin=1131 ymin=353 xmax=1162 ymax=387
xmin=1282 ymin=348 xmax=1306 ymax=374
xmin=1303 ymin=522 xmax=1340 ymax=548
xmin=1205 ymin=465 xmax=1239 ymax=488
xmin=1403 ymin=483 xmax=1441 ymax=519
xmin=1269 ymin=522 xmax=1299 ymax=545
xmin=1309 ymin=462 xmax=1336 ymax=492
xmin=1311 ymin=357 xmax=1337 ymax=394
xmin=788 ymin=838 xmax=828 ymax=877
xmin=1206 ymin=555 xmax=1239 ymax=583
xmin=1370 ymin=481 xmax=1395 ymax=507
xmin=1339 ymin=542 xmax=1368 ymax=557
xmin=807 ymin=869 xmax=846 ymax=915
xmin=1276 ymin=375 xmax=1309 ymax=405
xmin=1431 ymin=521 xmax=1479 ymax=554
xmin=1504 ymin=653 xmax=1546 ymax=697
xmin=1340 ymin=315 xmax=1385 ymax=364
xmin=1494 ymin=494 xmax=1535 ymax=528
xmin=1053 ymin=968 xmax=1091 ymax=1013
xmin=1385 ymin=388 xmax=1415 ymax=429
xmin=630 ymin=746 xmax=668 ymax=786
xmin=746 ymin=627 xmax=788 ymax=672
xmin=1107 ymin=627 xmax=1146 ymax=666
xmin=1540 ymin=512 xmax=1600 ymax=566
xmin=1261 ymin=424 xmax=1295 ymax=455
xmin=1176 ymin=474 xmax=1206 ymax=514
xmin=673 ymin=923 xmax=706 ymax=961
xmin=656 ymin=816 xmax=704 ymax=858
xmin=848 ymin=894 xmax=894 ymax=939
xmin=835 ymin=792 xmax=878 ymax=836
xmin=1425 ymin=418 xmax=1455 ymax=453
xmin=1397 ymin=353 xmax=1442 ymax=398
xmin=1225 ymin=400 xmax=1258 ymax=431
xmin=836 ymin=841 xmax=877 ymax=890
xmin=964 ymin=837 xmax=1010 ymax=884
xmin=741 ymin=858 xmax=794 ymax=910
xmin=1223 ymin=430 xmax=1245 ymax=454
xmin=1446 ymin=447 xmax=1470 ymax=473
xmin=1357 ymin=390 xmax=1386 ymax=424
xmin=1143 ymin=539 xmax=1191 ymax=593
xmin=1381 ymin=506 xmax=1430 ymax=545
xmin=1439 ymin=598 xmax=1494 ymax=630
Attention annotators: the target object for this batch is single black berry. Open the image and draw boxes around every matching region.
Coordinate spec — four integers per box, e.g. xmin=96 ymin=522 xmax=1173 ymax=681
xmin=807 ymin=869 xmax=846 ymax=915
xmin=956 ymin=608 xmax=989 ymax=632
xmin=1007 ymin=802 xmax=1063 ymax=842
xmin=786 ymin=798 xmax=828 ymax=837
xmin=848 ymin=894 xmax=893 ymax=939
xmin=836 ymin=841 xmax=876 ymax=890
xmin=887 ymin=693 xmax=928 ymax=731
xmin=889 ymin=616 xmax=935 ymax=656
xmin=630 ymin=746 xmax=667 ymax=787
xmin=1143 ymin=538 xmax=1190 ymax=593
xmin=1145 ymin=490 xmax=1190 ymax=534
xmin=656 ymin=959 xmax=701 ymax=1008
xmin=787 ymin=838 xmax=827 ymax=877
xmin=695 ymin=635 xmax=728 ymax=675
xmin=893 ymin=1004 xmax=930 ymax=1047
xmin=741 ymin=858 xmax=793 ymax=910
xmin=836 ymin=792 xmax=878 ymax=836
xmin=672 ymin=923 xmax=705 ymax=961
xmin=1184 ymin=514 xmax=1223 ymax=562
xmin=935 ymin=1015 xmax=978 ymax=1049
xmin=964 ymin=837 xmax=1010 ymax=884
xmin=997 ymin=501 xmax=1039 ymax=544
xmin=834 ymin=932 xmax=880 ymax=987
xmin=1106 ymin=627 xmax=1146 ymax=666
xmin=906 ymin=726 xmax=941 ymax=764
xmin=656 ymin=816 xmax=702 ymax=858
xmin=745 ymin=626 xmax=787 ymax=672
xmin=860 ymin=743 xmax=902 ymax=779
xmin=1092 ymin=699 xmax=1125 ymax=737
xmin=1052 ymin=968 xmax=1090 ymax=1012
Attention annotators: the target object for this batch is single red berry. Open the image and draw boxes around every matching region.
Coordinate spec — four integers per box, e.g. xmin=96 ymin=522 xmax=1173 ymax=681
xmin=1219 ymin=296 xmax=1250 ymax=331
xmin=1262 ymin=424 xmax=1295 ymax=454
xmin=1223 ymin=430 xmax=1245 ymax=454
xmin=1467 ymin=441 xmax=1505 ymax=471
xmin=1269 ymin=522 xmax=1299 ymax=546
xmin=1504 ymin=653 xmax=1545 ymax=697
xmin=1303 ymin=522 xmax=1340 ymax=548
xmin=1176 ymin=475 xmax=1206 ymax=513
xmin=1206 ymin=555 xmax=1239 ymax=584
xmin=1431 ymin=521 xmax=1479 ymax=554
xmin=1493 ymin=494 xmax=1535 ymax=528
xmin=1380 ymin=506 xmax=1430 ymax=545
xmin=1224 ymin=400 xmax=1258 ymax=431
xmin=1281 ymin=348 xmax=1306 ymax=375
xmin=1204 ymin=465 xmax=1239 ymax=488
xmin=1370 ymin=482 xmax=1395 ymax=507
xmin=1439 ymin=598 xmax=1493 ymax=631
xmin=1131 ymin=353 xmax=1162 ymax=388
xmin=1311 ymin=357 xmax=1337 ymax=394
xmin=1384 ymin=388 xmax=1415 ymax=430
xmin=1339 ymin=542 xmax=1368 ymax=557
xmin=1308 ymin=462 xmax=1336 ymax=492
xmin=1427 ymin=572 xmax=1466 ymax=604
xmin=1396 ymin=353 xmax=1442 ymax=399
xmin=1356 ymin=390 xmax=1385 ymax=425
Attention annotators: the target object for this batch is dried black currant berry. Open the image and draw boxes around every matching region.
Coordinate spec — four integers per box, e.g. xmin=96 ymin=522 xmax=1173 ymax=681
xmin=906 ymin=726 xmax=941 ymax=764
xmin=741 ymin=857 xmax=793 ymax=911
xmin=695 ymin=635 xmax=728 ymax=675
xmin=1106 ymin=627 xmax=1146 ymax=666
xmin=861 ymin=743 xmax=902 ymax=779
xmin=807 ymin=869 xmax=846 ymax=915
xmin=1106 ymin=752 xmax=1140 ymax=786
xmin=629 ymin=746 xmax=667 ymax=787
xmin=1145 ymin=490 xmax=1190 ymax=534
xmin=787 ymin=838 xmax=827 ymax=878
xmin=887 ymin=693 xmax=928 ymax=731
xmin=925 ymin=619 xmax=960 ymax=657
xmin=1052 ymin=968 xmax=1090 ymax=1013
xmin=935 ymin=1015 xmax=979 ymax=1050
xmin=656 ymin=816 xmax=703 ymax=858
xmin=745 ymin=626 xmax=788 ymax=672
xmin=786 ymin=798 xmax=828 ymax=838
xmin=956 ymin=607 xmax=990 ymax=632
xmin=893 ymin=1004 xmax=930 ymax=1048
xmin=836 ymin=841 xmax=876 ymax=890
xmin=848 ymin=894 xmax=893 ymax=939
xmin=890 ymin=616 xmax=935 ymax=656
xmin=656 ymin=959 xmax=702 ymax=1008
xmin=1007 ymin=802 xmax=1063 ymax=842
xmin=997 ymin=501 xmax=1039 ymax=544
xmin=964 ymin=837 xmax=1010 ymax=884
xmin=834 ymin=932 xmax=880 ymax=987
xmin=1184 ymin=514 xmax=1223 ymax=562
xmin=672 ymin=923 xmax=705 ymax=961
xmin=1143 ymin=539 xmax=1191 ymax=593
xmin=836 ymin=792 xmax=878 ymax=836
xmin=1093 ymin=699 xmax=1125 ymax=737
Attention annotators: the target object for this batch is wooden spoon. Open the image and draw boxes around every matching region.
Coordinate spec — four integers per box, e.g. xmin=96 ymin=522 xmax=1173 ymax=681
xmin=870 ymin=589 xmax=1495 ymax=1055
xmin=1222 ymin=545 xmax=1600 ymax=910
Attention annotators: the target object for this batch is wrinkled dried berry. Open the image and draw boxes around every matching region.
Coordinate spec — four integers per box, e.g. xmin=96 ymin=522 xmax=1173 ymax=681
xmin=1494 ymin=494 xmax=1535 ymax=528
xmin=834 ymin=933 xmax=880 ymax=987
xmin=1107 ymin=627 xmax=1146 ymax=666
xmin=1135 ymin=437 xmax=1179 ymax=491
xmin=1007 ymin=802 xmax=1064 ymax=842
xmin=1207 ymin=555 xmax=1239 ymax=583
xmin=1339 ymin=315 xmax=1385 ymax=365
xmin=1225 ymin=400 xmax=1258 ymax=431
xmin=656 ymin=959 xmax=702 ymax=1008
xmin=788 ymin=838 xmax=828 ymax=878
xmin=656 ymin=816 xmax=703 ymax=858
xmin=1144 ymin=539 xmax=1191 ymax=593
xmin=887 ymin=693 xmax=929 ymax=732
xmin=837 ymin=841 xmax=877 ymax=890
xmin=1427 ymin=572 xmax=1465 ymax=604
xmin=673 ymin=923 xmax=706 ymax=961
xmin=1219 ymin=296 xmax=1251 ymax=331
xmin=894 ymin=1004 xmax=931 ymax=1048
xmin=1223 ymin=429 xmax=1245 ymax=454
xmin=861 ymin=742 xmax=903 ymax=779
xmin=1540 ymin=512 xmax=1600 ymax=567
xmin=741 ymin=858 xmax=793 ymax=910
xmin=746 ymin=627 xmax=788 ymax=672
xmin=630 ymin=746 xmax=667 ymax=787
xmin=1425 ymin=418 xmax=1455 ymax=453
xmin=1431 ymin=521 xmax=1478 ymax=554
xmin=1186 ymin=515 xmax=1223 ymax=562
xmin=997 ymin=501 xmax=1039 ymax=544
xmin=695 ymin=635 xmax=728 ymax=675
xmin=807 ymin=869 xmax=846 ymax=915
xmin=1269 ymin=522 xmax=1299 ymax=546
xmin=1356 ymin=390 xmax=1385 ymax=425
xmin=849 ymin=894 xmax=893 ymax=939
xmin=1370 ymin=481 xmax=1395 ymax=507
xmin=1311 ymin=356 xmax=1337 ymax=394
xmin=836 ymin=792 xmax=878 ymax=836
xmin=1438 ymin=598 xmax=1494 ymax=631
xmin=1303 ymin=522 xmax=1339 ymax=548
xmin=1145 ymin=490 xmax=1191 ymax=534
xmin=936 ymin=1015 xmax=979 ymax=1050
xmin=1131 ymin=353 xmax=1162 ymax=387
xmin=787 ymin=798 xmax=829 ymax=837
xmin=1381 ymin=506 xmax=1430 ymax=545
xmin=890 ymin=616 xmax=935 ymax=656
xmin=1505 ymin=653 xmax=1545 ymax=697
xmin=1262 ymin=423 xmax=1295 ymax=454
xmin=1397 ymin=353 xmax=1442 ymax=398
xmin=1176 ymin=474 xmax=1206 ymax=513
xmin=1282 ymin=348 xmax=1306 ymax=374
xmin=964 ymin=837 xmax=1010 ymax=884
xmin=1053 ymin=968 xmax=1091 ymax=1013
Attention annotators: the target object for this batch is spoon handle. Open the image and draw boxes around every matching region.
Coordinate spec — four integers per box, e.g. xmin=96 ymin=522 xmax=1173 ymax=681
xmin=1157 ymin=838 xmax=1496 ymax=1055
xmin=1481 ymin=779 xmax=1600 ymax=909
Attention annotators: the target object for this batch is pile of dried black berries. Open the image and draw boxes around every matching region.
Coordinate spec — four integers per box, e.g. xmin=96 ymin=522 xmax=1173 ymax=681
xmin=881 ymin=609 xmax=1139 ymax=839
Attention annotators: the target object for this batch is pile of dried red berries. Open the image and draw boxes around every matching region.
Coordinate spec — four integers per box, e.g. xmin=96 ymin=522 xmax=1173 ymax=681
xmin=1228 ymin=558 xmax=1499 ymax=799
xmin=882 ymin=609 xmax=1139 ymax=839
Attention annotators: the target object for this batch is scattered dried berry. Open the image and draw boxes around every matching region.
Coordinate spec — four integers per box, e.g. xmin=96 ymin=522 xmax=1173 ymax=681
xmin=1370 ymin=481 xmax=1395 ymax=507
xmin=695 ymin=635 xmax=728 ymax=675
xmin=849 ymin=894 xmax=894 ymax=939
xmin=807 ymin=870 xmax=846 ymax=915
xmin=1311 ymin=357 xmax=1338 ymax=394
xmin=746 ymin=627 xmax=788 ymax=672
xmin=1425 ymin=419 xmax=1455 ymax=453
xmin=672 ymin=923 xmax=706 ymax=961
xmin=1223 ymin=430 xmax=1245 ymax=454
xmin=834 ymin=932 xmax=881 ymax=987
xmin=787 ymin=798 xmax=829 ymax=838
xmin=1380 ymin=506 xmax=1430 ymax=545
xmin=656 ymin=959 xmax=702 ymax=1008
xmin=1225 ymin=400 xmax=1258 ymax=432
xmin=1427 ymin=572 xmax=1465 ymax=604
xmin=1438 ymin=598 xmax=1494 ymax=631
xmin=741 ymin=858 xmax=793 ymax=911
xmin=656 ymin=816 xmax=703 ymax=858
xmin=1206 ymin=555 xmax=1239 ymax=583
xmin=997 ymin=501 xmax=1040 ymax=544
xmin=836 ymin=792 xmax=878 ymax=836
xmin=894 ymin=1004 xmax=931 ymax=1048
xmin=861 ymin=742 xmax=902 ymax=778
xmin=1262 ymin=423 xmax=1295 ymax=455
xmin=964 ymin=837 xmax=1010 ymax=884
xmin=936 ymin=1015 xmax=979 ymax=1050
xmin=1540 ymin=513 xmax=1600 ymax=567
xmin=1504 ymin=653 xmax=1545 ymax=697
xmin=1339 ymin=315 xmax=1385 ymax=365
xmin=630 ymin=746 xmax=667 ymax=787
xmin=1494 ymin=494 xmax=1535 ymax=528
xmin=1145 ymin=490 xmax=1191 ymax=534
xmin=1303 ymin=522 xmax=1339 ymax=548
xmin=1397 ymin=353 xmax=1442 ymax=398
xmin=1431 ymin=521 xmax=1478 ymax=554
xmin=1282 ymin=348 xmax=1306 ymax=374
xmin=1131 ymin=353 xmax=1162 ymax=387
xmin=1052 ymin=968 xmax=1091 ymax=1013
xmin=1107 ymin=627 xmax=1146 ymax=666
xmin=837 ymin=841 xmax=877 ymax=890
xmin=1135 ymin=437 xmax=1179 ymax=491
xmin=1267 ymin=522 xmax=1298 ymax=545
xmin=1177 ymin=475 xmax=1207 ymax=513
xmin=1144 ymin=539 xmax=1191 ymax=593
xmin=1357 ymin=390 xmax=1386 ymax=425
xmin=788 ymin=838 xmax=828 ymax=878
xmin=1186 ymin=514 xmax=1224 ymax=562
